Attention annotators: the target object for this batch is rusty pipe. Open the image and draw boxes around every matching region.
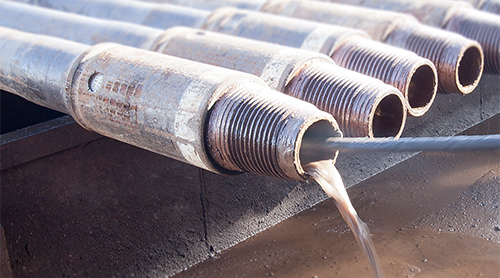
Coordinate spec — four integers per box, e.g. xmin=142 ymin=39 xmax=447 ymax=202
xmin=201 ymin=8 xmax=437 ymax=115
xmin=124 ymin=0 xmax=485 ymax=94
xmin=0 ymin=27 xmax=342 ymax=180
xmin=7 ymin=0 xmax=437 ymax=117
xmin=316 ymin=0 xmax=498 ymax=74
xmin=457 ymin=0 xmax=500 ymax=14
xmin=253 ymin=0 xmax=484 ymax=94
xmin=0 ymin=2 xmax=407 ymax=137
xmin=7 ymin=0 xmax=211 ymax=30
xmin=153 ymin=28 xmax=408 ymax=137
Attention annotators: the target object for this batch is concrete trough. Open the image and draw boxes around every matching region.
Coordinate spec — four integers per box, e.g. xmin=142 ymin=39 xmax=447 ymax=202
xmin=1 ymin=73 xmax=498 ymax=277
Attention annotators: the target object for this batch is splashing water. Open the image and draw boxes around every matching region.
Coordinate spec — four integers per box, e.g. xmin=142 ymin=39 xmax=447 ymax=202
xmin=306 ymin=160 xmax=384 ymax=278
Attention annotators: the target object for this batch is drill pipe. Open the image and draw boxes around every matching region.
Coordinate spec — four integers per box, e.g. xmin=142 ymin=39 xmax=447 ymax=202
xmin=144 ymin=0 xmax=485 ymax=94
xmin=8 ymin=0 xmax=438 ymax=116
xmin=209 ymin=0 xmax=483 ymax=95
xmin=0 ymin=2 xmax=407 ymax=137
xmin=316 ymin=0 xmax=499 ymax=74
xmin=256 ymin=0 xmax=485 ymax=92
xmin=0 ymin=27 xmax=342 ymax=180
xmin=114 ymin=0 xmax=485 ymax=93
xmin=458 ymin=0 xmax=500 ymax=14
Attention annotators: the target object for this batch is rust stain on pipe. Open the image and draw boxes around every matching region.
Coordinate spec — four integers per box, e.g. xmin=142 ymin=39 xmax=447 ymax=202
xmin=0 ymin=27 xmax=341 ymax=180
xmin=4 ymin=0 xmax=437 ymax=117
xmin=258 ymin=0 xmax=484 ymax=94
xmin=316 ymin=0 xmax=497 ymax=74
xmin=125 ymin=0 xmax=485 ymax=94
xmin=0 ymin=1 xmax=408 ymax=137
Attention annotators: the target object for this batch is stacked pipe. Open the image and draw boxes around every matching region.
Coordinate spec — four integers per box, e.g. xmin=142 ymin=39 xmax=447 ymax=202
xmin=312 ymin=0 xmax=500 ymax=73
xmin=105 ymin=0 xmax=485 ymax=95
xmin=126 ymin=0 xmax=496 ymax=75
xmin=0 ymin=1 xmax=407 ymax=138
xmin=5 ymin=0 xmax=440 ymax=117
xmin=0 ymin=26 xmax=345 ymax=180
xmin=457 ymin=0 xmax=500 ymax=14
xmin=0 ymin=0 xmax=495 ymax=179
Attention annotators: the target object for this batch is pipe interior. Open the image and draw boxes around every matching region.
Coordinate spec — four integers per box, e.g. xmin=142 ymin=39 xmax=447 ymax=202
xmin=299 ymin=120 xmax=342 ymax=167
xmin=458 ymin=46 xmax=483 ymax=87
xmin=372 ymin=95 xmax=405 ymax=138
xmin=408 ymin=64 xmax=436 ymax=109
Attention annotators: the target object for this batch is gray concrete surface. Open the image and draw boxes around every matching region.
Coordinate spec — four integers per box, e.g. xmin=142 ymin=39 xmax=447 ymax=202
xmin=0 ymin=75 xmax=498 ymax=277
xmin=174 ymin=115 xmax=500 ymax=278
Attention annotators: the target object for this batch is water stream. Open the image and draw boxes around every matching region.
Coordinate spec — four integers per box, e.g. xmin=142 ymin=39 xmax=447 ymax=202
xmin=306 ymin=160 xmax=384 ymax=278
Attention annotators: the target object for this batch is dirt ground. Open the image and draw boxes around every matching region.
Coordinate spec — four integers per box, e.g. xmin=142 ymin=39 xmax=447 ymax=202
xmin=175 ymin=117 xmax=500 ymax=278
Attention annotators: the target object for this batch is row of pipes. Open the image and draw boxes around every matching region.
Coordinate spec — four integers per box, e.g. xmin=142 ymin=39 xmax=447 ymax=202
xmin=0 ymin=0 xmax=498 ymax=181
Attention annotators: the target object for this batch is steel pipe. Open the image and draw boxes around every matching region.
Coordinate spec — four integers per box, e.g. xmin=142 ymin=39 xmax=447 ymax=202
xmin=0 ymin=2 xmax=407 ymax=137
xmin=114 ymin=0 xmax=485 ymax=94
xmin=458 ymin=0 xmax=500 ymax=15
xmin=315 ymin=0 xmax=499 ymax=74
xmin=7 ymin=0 xmax=438 ymax=117
xmin=0 ymin=27 xmax=342 ymax=180
xmin=256 ymin=0 xmax=484 ymax=94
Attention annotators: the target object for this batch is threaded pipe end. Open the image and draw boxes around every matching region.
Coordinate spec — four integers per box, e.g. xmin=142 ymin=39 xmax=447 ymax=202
xmin=483 ymin=0 xmax=500 ymax=15
xmin=332 ymin=37 xmax=437 ymax=117
xmin=285 ymin=60 xmax=407 ymax=138
xmin=387 ymin=24 xmax=484 ymax=94
xmin=446 ymin=9 xmax=500 ymax=74
xmin=207 ymin=81 xmax=341 ymax=180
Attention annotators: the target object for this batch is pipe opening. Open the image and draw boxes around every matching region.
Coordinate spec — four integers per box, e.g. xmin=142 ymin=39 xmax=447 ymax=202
xmin=372 ymin=95 xmax=405 ymax=138
xmin=299 ymin=120 xmax=342 ymax=167
xmin=458 ymin=46 xmax=483 ymax=87
xmin=408 ymin=64 xmax=436 ymax=111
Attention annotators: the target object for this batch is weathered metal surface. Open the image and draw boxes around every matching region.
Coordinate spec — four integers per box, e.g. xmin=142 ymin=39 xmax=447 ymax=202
xmin=0 ymin=2 xmax=407 ymax=137
xmin=207 ymin=82 xmax=341 ymax=180
xmin=318 ymin=0 xmax=500 ymax=73
xmin=0 ymin=27 xmax=340 ymax=180
xmin=201 ymin=8 xmax=437 ymax=116
xmin=9 ymin=0 xmax=210 ymax=29
xmin=456 ymin=0 xmax=500 ymax=13
xmin=3 ymin=1 xmax=438 ymax=117
xmin=446 ymin=7 xmax=500 ymax=73
xmin=479 ymin=0 xmax=500 ymax=14
xmin=108 ymin=0 xmax=484 ymax=93
xmin=154 ymin=28 xmax=407 ymax=137
xmin=0 ymin=1 xmax=163 ymax=49
xmin=259 ymin=0 xmax=484 ymax=94
xmin=284 ymin=59 xmax=406 ymax=138
xmin=330 ymin=36 xmax=437 ymax=117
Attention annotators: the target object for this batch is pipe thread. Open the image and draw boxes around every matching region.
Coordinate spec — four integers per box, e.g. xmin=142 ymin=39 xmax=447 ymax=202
xmin=285 ymin=60 xmax=407 ymax=138
xmin=332 ymin=37 xmax=437 ymax=117
xmin=389 ymin=25 xmax=484 ymax=94
xmin=481 ymin=0 xmax=500 ymax=15
xmin=447 ymin=10 xmax=500 ymax=73
xmin=207 ymin=81 xmax=339 ymax=180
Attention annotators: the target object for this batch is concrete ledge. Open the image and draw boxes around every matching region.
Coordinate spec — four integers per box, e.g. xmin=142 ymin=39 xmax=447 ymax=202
xmin=0 ymin=75 xmax=498 ymax=277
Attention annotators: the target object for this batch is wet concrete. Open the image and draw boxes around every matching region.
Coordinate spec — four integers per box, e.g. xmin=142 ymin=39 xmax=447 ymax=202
xmin=174 ymin=115 xmax=500 ymax=278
